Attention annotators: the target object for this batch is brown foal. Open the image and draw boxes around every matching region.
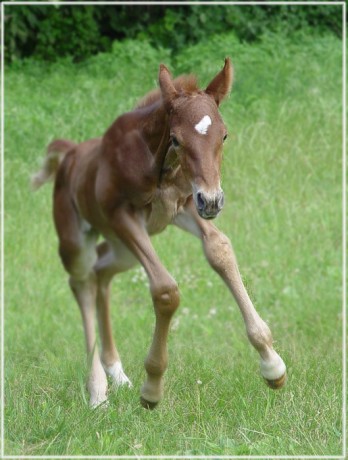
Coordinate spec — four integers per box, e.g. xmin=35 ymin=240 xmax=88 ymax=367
xmin=32 ymin=59 xmax=286 ymax=409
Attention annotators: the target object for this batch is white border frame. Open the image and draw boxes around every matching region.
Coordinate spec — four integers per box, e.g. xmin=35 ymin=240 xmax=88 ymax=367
xmin=0 ymin=1 xmax=346 ymax=459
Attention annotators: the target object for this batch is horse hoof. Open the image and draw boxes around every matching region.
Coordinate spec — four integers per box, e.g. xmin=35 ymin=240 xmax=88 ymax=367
xmin=265 ymin=372 xmax=287 ymax=390
xmin=140 ymin=397 xmax=159 ymax=410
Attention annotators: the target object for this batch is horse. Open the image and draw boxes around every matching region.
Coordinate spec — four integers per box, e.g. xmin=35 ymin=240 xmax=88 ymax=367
xmin=32 ymin=59 xmax=286 ymax=409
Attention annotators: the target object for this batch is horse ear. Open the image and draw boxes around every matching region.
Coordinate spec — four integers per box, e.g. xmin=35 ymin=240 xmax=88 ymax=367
xmin=205 ymin=58 xmax=233 ymax=106
xmin=159 ymin=64 xmax=178 ymax=112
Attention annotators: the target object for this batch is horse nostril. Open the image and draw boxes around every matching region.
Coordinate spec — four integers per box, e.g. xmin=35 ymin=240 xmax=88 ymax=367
xmin=196 ymin=192 xmax=206 ymax=210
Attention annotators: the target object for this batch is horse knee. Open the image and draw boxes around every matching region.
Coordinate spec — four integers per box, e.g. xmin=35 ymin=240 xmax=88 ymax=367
xmin=151 ymin=281 xmax=180 ymax=317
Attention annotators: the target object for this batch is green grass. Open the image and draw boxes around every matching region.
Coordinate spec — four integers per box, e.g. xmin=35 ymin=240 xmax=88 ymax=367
xmin=4 ymin=31 xmax=343 ymax=456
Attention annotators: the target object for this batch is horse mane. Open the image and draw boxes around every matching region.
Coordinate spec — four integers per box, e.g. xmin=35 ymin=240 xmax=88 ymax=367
xmin=135 ymin=74 xmax=199 ymax=109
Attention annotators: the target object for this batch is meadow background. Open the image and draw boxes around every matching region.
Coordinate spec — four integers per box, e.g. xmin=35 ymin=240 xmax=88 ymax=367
xmin=3 ymin=4 xmax=344 ymax=457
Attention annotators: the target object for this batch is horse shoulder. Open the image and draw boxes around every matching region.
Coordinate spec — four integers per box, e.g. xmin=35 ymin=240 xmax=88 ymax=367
xmin=96 ymin=114 xmax=158 ymax=216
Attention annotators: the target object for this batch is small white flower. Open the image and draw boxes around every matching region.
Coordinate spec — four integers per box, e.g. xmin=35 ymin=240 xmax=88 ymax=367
xmin=197 ymin=379 xmax=202 ymax=385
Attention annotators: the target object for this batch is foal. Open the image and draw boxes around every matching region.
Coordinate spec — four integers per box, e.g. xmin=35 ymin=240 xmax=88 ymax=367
xmin=33 ymin=59 xmax=286 ymax=409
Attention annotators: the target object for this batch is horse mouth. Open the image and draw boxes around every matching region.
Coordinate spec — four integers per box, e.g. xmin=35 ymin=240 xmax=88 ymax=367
xmin=197 ymin=208 xmax=221 ymax=220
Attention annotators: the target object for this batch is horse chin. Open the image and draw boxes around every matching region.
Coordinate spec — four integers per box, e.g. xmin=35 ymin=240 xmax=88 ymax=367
xmin=197 ymin=209 xmax=220 ymax=220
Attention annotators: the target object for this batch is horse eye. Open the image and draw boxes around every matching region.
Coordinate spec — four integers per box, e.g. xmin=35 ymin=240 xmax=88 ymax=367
xmin=171 ymin=136 xmax=180 ymax=148
xmin=223 ymin=134 xmax=228 ymax=142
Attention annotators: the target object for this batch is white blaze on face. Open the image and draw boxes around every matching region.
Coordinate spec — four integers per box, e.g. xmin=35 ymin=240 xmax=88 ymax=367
xmin=195 ymin=115 xmax=212 ymax=135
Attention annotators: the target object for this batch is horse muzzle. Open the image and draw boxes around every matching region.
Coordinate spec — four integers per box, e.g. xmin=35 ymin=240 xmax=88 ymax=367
xmin=194 ymin=189 xmax=225 ymax=220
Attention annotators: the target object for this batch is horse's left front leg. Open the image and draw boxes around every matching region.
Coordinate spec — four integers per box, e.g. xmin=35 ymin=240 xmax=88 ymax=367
xmin=174 ymin=200 xmax=286 ymax=389
xmin=109 ymin=209 xmax=180 ymax=409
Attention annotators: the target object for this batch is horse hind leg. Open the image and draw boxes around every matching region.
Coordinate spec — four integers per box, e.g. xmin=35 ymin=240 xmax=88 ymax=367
xmin=94 ymin=240 xmax=138 ymax=389
xmin=55 ymin=199 xmax=108 ymax=407
xmin=69 ymin=271 xmax=108 ymax=408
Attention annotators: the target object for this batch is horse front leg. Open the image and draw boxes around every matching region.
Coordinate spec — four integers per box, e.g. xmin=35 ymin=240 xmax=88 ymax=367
xmin=109 ymin=210 xmax=180 ymax=409
xmin=140 ymin=278 xmax=180 ymax=409
xmin=174 ymin=200 xmax=286 ymax=389
xmin=202 ymin=227 xmax=286 ymax=388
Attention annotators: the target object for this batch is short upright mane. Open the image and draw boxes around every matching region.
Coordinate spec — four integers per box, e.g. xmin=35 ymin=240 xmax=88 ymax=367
xmin=136 ymin=74 xmax=198 ymax=109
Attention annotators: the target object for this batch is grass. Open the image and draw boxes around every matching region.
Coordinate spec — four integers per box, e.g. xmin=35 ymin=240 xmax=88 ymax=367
xmin=4 ymin=31 xmax=343 ymax=456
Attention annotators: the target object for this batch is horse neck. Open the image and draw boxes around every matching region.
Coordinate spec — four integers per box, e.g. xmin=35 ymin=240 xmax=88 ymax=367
xmin=140 ymin=101 xmax=170 ymax=179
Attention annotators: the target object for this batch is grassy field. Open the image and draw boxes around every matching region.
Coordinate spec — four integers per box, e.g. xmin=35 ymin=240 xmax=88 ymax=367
xmin=4 ymin=31 xmax=343 ymax=456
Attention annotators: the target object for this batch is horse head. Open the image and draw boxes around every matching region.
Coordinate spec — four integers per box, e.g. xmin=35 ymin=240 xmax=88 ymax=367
xmin=159 ymin=58 xmax=233 ymax=219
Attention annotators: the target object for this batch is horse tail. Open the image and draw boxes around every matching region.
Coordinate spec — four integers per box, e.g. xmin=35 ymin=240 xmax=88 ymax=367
xmin=31 ymin=139 xmax=77 ymax=190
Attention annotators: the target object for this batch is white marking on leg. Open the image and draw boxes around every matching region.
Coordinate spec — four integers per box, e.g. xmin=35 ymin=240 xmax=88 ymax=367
xmin=104 ymin=361 xmax=133 ymax=388
xmin=260 ymin=350 xmax=286 ymax=380
xmin=195 ymin=115 xmax=212 ymax=135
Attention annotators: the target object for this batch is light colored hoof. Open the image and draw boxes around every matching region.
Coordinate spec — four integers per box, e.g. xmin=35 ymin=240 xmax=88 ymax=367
xmin=264 ymin=372 xmax=287 ymax=389
xmin=89 ymin=392 xmax=109 ymax=409
xmin=104 ymin=361 xmax=133 ymax=388
xmin=260 ymin=351 xmax=286 ymax=390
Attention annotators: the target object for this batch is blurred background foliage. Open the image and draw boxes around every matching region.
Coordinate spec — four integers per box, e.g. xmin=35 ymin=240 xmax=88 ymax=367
xmin=4 ymin=3 xmax=343 ymax=63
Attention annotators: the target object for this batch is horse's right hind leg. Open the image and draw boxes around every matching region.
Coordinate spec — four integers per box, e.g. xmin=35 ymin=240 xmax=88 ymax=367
xmin=94 ymin=240 xmax=138 ymax=388
xmin=69 ymin=272 xmax=108 ymax=408
xmin=54 ymin=189 xmax=108 ymax=408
